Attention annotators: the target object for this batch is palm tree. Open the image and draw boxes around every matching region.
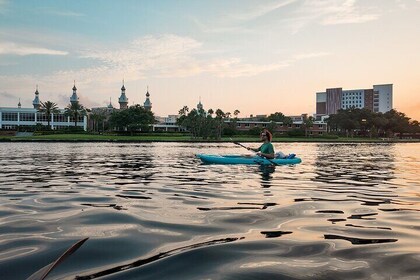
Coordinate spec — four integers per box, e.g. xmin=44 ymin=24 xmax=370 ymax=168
xmin=90 ymin=109 xmax=108 ymax=132
xmin=303 ymin=116 xmax=314 ymax=137
xmin=215 ymin=109 xmax=225 ymax=140
xmin=39 ymin=101 xmax=59 ymax=128
xmin=65 ymin=102 xmax=86 ymax=128
xmin=233 ymin=109 xmax=240 ymax=118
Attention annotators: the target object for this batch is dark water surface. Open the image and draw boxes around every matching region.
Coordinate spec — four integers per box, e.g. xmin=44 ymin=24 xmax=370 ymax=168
xmin=0 ymin=142 xmax=419 ymax=279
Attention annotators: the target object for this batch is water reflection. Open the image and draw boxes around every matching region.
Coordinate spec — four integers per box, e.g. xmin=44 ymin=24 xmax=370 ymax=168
xmin=313 ymin=143 xmax=396 ymax=186
xmin=0 ymin=143 xmax=419 ymax=280
xmin=324 ymin=234 xmax=398 ymax=245
xmin=258 ymin=165 xmax=275 ymax=188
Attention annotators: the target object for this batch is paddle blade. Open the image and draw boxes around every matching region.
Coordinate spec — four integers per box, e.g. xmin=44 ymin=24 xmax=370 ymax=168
xmin=26 ymin=237 xmax=89 ymax=280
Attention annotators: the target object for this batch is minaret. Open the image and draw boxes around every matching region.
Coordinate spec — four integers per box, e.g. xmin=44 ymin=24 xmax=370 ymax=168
xmin=33 ymin=85 xmax=41 ymax=109
xmin=118 ymin=80 xmax=128 ymax=109
xmin=18 ymin=98 xmax=21 ymax=109
xmin=70 ymin=80 xmax=79 ymax=105
xmin=107 ymin=97 xmax=114 ymax=109
xmin=197 ymin=97 xmax=203 ymax=111
xmin=143 ymin=86 xmax=152 ymax=111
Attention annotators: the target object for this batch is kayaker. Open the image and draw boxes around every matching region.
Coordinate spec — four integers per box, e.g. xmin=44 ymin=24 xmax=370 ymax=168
xmin=247 ymin=129 xmax=275 ymax=159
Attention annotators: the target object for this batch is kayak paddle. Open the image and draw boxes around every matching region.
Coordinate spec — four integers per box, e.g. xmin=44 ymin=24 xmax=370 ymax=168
xmin=26 ymin=237 xmax=89 ymax=280
xmin=231 ymin=139 xmax=278 ymax=166
xmin=233 ymin=141 xmax=249 ymax=150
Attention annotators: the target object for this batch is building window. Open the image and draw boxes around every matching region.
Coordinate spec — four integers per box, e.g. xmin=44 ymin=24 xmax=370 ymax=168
xmin=37 ymin=113 xmax=49 ymax=122
xmin=54 ymin=114 xmax=67 ymax=122
xmin=2 ymin=112 xmax=18 ymax=121
xmin=3 ymin=125 xmax=17 ymax=129
xmin=69 ymin=116 xmax=84 ymax=123
xmin=245 ymin=123 xmax=250 ymax=127
xmin=20 ymin=113 xmax=35 ymax=122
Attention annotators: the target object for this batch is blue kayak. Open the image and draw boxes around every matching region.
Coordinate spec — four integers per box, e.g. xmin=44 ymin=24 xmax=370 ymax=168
xmin=197 ymin=154 xmax=302 ymax=165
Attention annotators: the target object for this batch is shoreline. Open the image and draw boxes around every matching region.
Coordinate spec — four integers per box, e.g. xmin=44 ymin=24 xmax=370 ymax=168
xmin=1 ymin=137 xmax=419 ymax=144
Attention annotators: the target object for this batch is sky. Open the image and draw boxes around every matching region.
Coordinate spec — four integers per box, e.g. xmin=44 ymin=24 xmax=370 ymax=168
xmin=1 ymin=0 xmax=419 ymax=120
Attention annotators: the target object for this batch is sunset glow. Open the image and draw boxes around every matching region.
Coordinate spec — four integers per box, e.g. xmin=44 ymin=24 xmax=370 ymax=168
xmin=1 ymin=0 xmax=419 ymax=120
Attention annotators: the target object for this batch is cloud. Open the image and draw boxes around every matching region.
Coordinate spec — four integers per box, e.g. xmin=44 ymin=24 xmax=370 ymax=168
xmin=294 ymin=52 xmax=330 ymax=60
xmin=0 ymin=0 xmax=8 ymax=15
xmin=279 ymin=0 xmax=381 ymax=33
xmin=0 ymin=91 xmax=16 ymax=99
xmin=193 ymin=0 xmax=297 ymax=34
xmin=194 ymin=0 xmax=380 ymax=36
xmin=80 ymin=35 xmax=202 ymax=66
xmin=56 ymin=93 xmax=100 ymax=109
xmin=229 ymin=0 xmax=297 ymax=21
xmin=79 ymin=34 xmax=286 ymax=79
xmin=190 ymin=17 xmax=253 ymax=34
xmin=0 ymin=34 xmax=293 ymax=108
xmin=308 ymin=0 xmax=379 ymax=25
xmin=0 ymin=42 xmax=68 ymax=56
xmin=37 ymin=7 xmax=85 ymax=17
xmin=203 ymin=58 xmax=289 ymax=78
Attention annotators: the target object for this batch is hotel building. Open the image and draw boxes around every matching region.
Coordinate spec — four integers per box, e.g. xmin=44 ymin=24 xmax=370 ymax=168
xmin=316 ymin=84 xmax=393 ymax=117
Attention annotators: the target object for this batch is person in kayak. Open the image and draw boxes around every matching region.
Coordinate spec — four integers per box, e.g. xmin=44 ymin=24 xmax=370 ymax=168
xmin=247 ymin=129 xmax=275 ymax=159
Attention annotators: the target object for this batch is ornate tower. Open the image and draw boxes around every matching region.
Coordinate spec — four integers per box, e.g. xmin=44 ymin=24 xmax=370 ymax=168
xmin=197 ymin=97 xmax=203 ymax=111
xmin=143 ymin=86 xmax=152 ymax=111
xmin=33 ymin=85 xmax=41 ymax=109
xmin=18 ymin=98 xmax=21 ymax=109
xmin=107 ymin=97 xmax=114 ymax=109
xmin=70 ymin=80 xmax=79 ymax=105
xmin=118 ymin=80 xmax=128 ymax=109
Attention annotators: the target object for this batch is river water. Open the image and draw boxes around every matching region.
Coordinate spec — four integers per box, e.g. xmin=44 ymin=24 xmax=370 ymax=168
xmin=0 ymin=142 xmax=419 ymax=279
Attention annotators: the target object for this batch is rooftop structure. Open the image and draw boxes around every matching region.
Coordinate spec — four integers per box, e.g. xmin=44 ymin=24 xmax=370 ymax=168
xmin=32 ymin=85 xmax=40 ymax=109
xmin=70 ymin=81 xmax=79 ymax=105
xmin=118 ymin=81 xmax=128 ymax=109
xmin=143 ymin=87 xmax=152 ymax=111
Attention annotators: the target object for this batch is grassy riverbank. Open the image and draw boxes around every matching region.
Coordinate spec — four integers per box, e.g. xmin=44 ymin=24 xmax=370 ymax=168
xmin=1 ymin=133 xmax=419 ymax=143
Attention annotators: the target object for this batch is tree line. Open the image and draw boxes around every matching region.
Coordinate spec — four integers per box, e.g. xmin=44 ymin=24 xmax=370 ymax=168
xmin=32 ymin=100 xmax=420 ymax=139
xmin=326 ymin=108 xmax=420 ymax=137
xmin=176 ymin=106 xmax=307 ymax=139
xmin=32 ymin=100 xmax=155 ymax=134
xmin=32 ymin=100 xmax=87 ymax=131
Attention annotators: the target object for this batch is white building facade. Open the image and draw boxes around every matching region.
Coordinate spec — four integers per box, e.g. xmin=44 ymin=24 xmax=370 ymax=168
xmin=0 ymin=107 xmax=87 ymax=130
xmin=0 ymin=84 xmax=87 ymax=131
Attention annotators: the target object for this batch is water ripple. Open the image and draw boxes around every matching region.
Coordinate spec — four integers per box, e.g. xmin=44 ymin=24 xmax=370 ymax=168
xmin=0 ymin=142 xmax=419 ymax=279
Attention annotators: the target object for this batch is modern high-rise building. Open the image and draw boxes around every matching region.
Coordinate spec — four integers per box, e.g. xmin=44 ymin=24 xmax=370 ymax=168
xmin=316 ymin=84 xmax=393 ymax=116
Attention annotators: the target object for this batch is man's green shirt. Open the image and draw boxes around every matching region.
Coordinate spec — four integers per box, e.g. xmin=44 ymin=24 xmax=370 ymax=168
xmin=258 ymin=142 xmax=274 ymax=154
